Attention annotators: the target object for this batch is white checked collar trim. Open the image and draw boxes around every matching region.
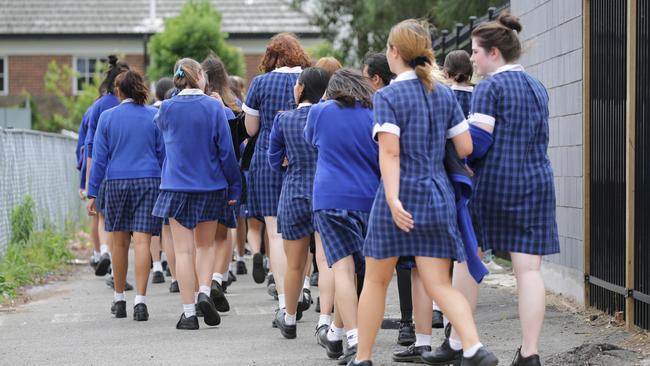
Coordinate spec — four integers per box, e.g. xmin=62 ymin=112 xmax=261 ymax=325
xmin=390 ymin=70 xmax=417 ymax=84
xmin=450 ymin=85 xmax=474 ymax=92
xmin=298 ymin=102 xmax=312 ymax=109
xmin=177 ymin=88 xmax=204 ymax=96
xmin=120 ymin=98 xmax=134 ymax=104
xmin=489 ymin=64 xmax=525 ymax=76
xmin=273 ymin=66 xmax=303 ymax=74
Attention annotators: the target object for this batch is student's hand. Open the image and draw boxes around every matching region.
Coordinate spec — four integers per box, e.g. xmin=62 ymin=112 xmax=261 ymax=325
xmin=388 ymin=198 xmax=414 ymax=232
xmin=78 ymin=189 xmax=86 ymax=201
xmin=209 ymin=92 xmax=223 ymax=102
xmin=228 ymin=200 xmax=237 ymax=206
xmin=465 ymin=164 xmax=475 ymax=177
xmin=86 ymin=198 xmax=96 ymax=216
xmin=282 ymin=157 xmax=289 ymax=167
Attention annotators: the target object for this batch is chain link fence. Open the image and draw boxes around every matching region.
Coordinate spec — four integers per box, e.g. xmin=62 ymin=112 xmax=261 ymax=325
xmin=0 ymin=128 xmax=82 ymax=256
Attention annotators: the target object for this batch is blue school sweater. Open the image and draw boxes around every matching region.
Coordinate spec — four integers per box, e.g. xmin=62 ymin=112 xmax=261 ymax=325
xmin=84 ymin=93 xmax=120 ymax=158
xmin=87 ymin=101 xmax=164 ymax=198
xmin=155 ymin=89 xmax=241 ymax=201
xmin=304 ymin=100 xmax=380 ymax=212
xmin=77 ymin=108 xmax=91 ymax=190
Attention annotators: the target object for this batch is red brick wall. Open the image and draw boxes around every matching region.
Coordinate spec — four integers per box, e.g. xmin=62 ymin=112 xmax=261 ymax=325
xmin=8 ymin=55 xmax=72 ymax=96
xmin=244 ymin=53 xmax=264 ymax=87
xmin=125 ymin=54 xmax=145 ymax=76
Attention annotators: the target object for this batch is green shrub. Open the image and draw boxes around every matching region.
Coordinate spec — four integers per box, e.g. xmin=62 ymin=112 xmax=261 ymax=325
xmin=10 ymin=196 xmax=35 ymax=245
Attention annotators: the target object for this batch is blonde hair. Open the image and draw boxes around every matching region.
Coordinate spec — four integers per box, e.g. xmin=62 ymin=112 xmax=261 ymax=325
xmin=173 ymin=58 xmax=203 ymax=90
xmin=388 ymin=19 xmax=435 ymax=92
xmin=315 ymin=57 xmax=343 ymax=76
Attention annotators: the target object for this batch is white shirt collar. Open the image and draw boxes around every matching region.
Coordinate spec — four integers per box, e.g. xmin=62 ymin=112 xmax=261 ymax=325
xmin=489 ymin=64 xmax=525 ymax=76
xmin=450 ymin=84 xmax=474 ymax=92
xmin=273 ymin=66 xmax=303 ymax=74
xmin=390 ymin=70 xmax=418 ymax=84
xmin=121 ymin=98 xmax=134 ymax=104
xmin=298 ymin=102 xmax=312 ymax=109
xmin=177 ymin=88 xmax=204 ymax=96
xmin=153 ymin=100 xmax=162 ymax=107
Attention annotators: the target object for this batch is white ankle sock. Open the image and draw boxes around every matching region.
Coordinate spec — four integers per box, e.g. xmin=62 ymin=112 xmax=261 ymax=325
xmin=194 ymin=292 xmax=199 ymax=302
xmin=183 ymin=303 xmax=196 ymax=318
xmin=415 ymin=333 xmax=432 ymax=347
xmin=161 ymin=252 xmax=167 ymax=262
xmin=114 ymin=292 xmax=125 ymax=302
xmin=199 ymin=285 xmax=210 ymax=297
xmin=303 ymin=276 xmax=310 ymax=289
xmin=463 ymin=343 xmax=483 ymax=358
xmin=278 ymin=294 xmax=286 ymax=309
xmin=327 ymin=323 xmax=344 ymax=341
xmin=236 ymin=255 xmax=244 ymax=262
xmin=285 ymin=312 xmax=297 ymax=326
xmin=449 ymin=337 xmax=463 ymax=351
xmin=432 ymin=302 xmax=441 ymax=311
xmin=212 ymin=272 xmax=223 ymax=285
xmin=318 ymin=314 xmax=331 ymax=328
xmin=346 ymin=328 xmax=359 ymax=347
xmin=152 ymin=261 xmax=163 ymax=272
xmin=100 ymin=244 xmax=109 ymax=255
xmin=93 ymin=250 xmax=101 ymax=260
xmin=134 ymin=295 xmax=146 ymax=305
xmin=171 ymin=277 xmax=176 ymax=283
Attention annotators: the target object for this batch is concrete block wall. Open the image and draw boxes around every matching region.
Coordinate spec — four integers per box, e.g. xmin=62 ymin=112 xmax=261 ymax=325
xmin=511 ymin=0 xmax=585 ymax=303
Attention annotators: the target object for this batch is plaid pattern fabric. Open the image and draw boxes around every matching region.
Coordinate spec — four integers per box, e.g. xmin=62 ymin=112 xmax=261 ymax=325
xmin=95 ymin=179 xmax=107 ymax=214
xmin=453 ymin=89 xmax=472 ymax=118
xmin=152 ymin=189 xmax=227 ymax=229
xmin=103 ymin=178 xmax=162 ymax=235
xmin=243 ymin=71 xmax=299 ymax=217
xmin=314 ymin=209 xmax=368 ymax=274
xmin=469 ymin=70 xmax=559 ymax=255
xmin=275 ymin=107 xmax=317 ymax=240
xmin=222 ymin=203 xmax=240 ymax=229
xmin=364 ymin=80 xmax=466 ymax=261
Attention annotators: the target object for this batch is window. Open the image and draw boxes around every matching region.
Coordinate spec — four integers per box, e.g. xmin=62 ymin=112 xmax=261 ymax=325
xmin=0 ymin=57 xmax=7 ymax=95
xmin=74 ymin=56 xmax=100 ymax=94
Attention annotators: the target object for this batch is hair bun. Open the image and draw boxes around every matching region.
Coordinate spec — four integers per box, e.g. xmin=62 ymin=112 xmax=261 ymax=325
xmin=108 ymin=55 xmax=118 ymax=67
xmin=497 ymin=12 xmax=522 ymax=33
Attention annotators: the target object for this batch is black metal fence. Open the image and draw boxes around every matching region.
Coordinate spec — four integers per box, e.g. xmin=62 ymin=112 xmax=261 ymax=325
xmin=634 ymin=0 xmax=650 ymax=330
xmin=432 ymin=4 xmax=510 ymax=65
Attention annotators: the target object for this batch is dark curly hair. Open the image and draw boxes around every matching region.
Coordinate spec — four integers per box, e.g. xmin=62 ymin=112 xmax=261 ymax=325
xmin=259 ymin=33 xmax=312 ymax=73
xmin=115 ymin=70 xmax=148 ymax=105
xmin=99 ymin=55 xmax=130 ymax=95
xmin=326 ymin=69 xmax=374 ymax=109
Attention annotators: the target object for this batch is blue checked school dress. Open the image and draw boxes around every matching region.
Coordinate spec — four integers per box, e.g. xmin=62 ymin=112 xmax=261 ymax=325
xmin=314 ymin=209 xmax=369 ymax=274
xmin=103 ymin=178 xmax=162 ymax=235
xmin=153 ymin=189 xmax=228 ymax=230
xmin=468 ymin=64 xmax=559 ymax=255
xmin=242 ymin=67 xmax=301 ymax=217
xmin=364 ymin=72 xmax=467 ymax=262
xmin=451 ymin=85 xmax=473 ymax=118
xmin=268 ymin=104 xmax=317 ymax=241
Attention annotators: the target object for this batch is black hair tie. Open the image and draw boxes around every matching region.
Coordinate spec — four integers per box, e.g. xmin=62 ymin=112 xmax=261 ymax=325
xmin=409 ymin=56 xmax=430 ymax=68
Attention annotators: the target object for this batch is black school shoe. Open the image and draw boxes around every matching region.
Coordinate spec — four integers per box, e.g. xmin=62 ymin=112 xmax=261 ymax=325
xmin=152 ymin=271 xmax=165 ymax=284
xmin=252 ymin=253 xmax=266 ymax=283
xmin=510 ymin=347 xmax=540 ymax=366
xmin=197 ymin=293 xmax=221 ymax=326
xmin=195 ymin=304 xmax=204 ymax=317
xmin=398 ymin=321 xmax=416 ymax=346
xmin=310 ymin=271 xmax=319 ymax=287
xmin=95 ymin=253 xmax=111 ymax=276
xmin=106 ymin=277 xmax=134 ymax=291
xmin=165 ymin=267 xmax=172 ymax=277
xmin=169 ymin=280 xmax=179 ymax=293
xmin=432 ymin=310 xmax=444 ymax=329
xmin=89 ymin=256 xmax=99 ymax=269
xmin=315 ymin=296 xmax=321 ymax=313
xmin=133 ymin=303 xmax=149 ymax=321
xmin=461 ymin=347 xmax=498 ymax=366
xmin=275 ymin=308 xmax=297 ymax=339
xmin=210 ymin=280 xmax=230 ymax=313
xmin=267 ymin=275 xmax=278 ymax=299
xmin=176 ymin=313 xmax=199 ymax=330
xmin=113 ymin=300 xmax=126 ymax=318
xmin=236 ymin=260 xmax=248 ymax=275
xmin=338 ymin=345 xmax=358 ymax=365
xmin=316 ymin=324 xmax=343 ymax=359
xmin=348 ymin=360 xmax=373 ymax=366
xmin=393 ymin=344 xmax=432 ymax=363
xmin=422 ymin=338 xmax=462 ymax=365
xmin=229 ymin=270 xmax=237 ymax=282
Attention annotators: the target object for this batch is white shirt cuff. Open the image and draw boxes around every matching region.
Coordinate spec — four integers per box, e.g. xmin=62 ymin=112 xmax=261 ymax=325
xmin=468 ymin=113 xmax=495 ymax=127
xmin=372 ymin=123 xmax=401 ymax=141
xmin=446 ymin=120 xmax=470 ymax=139
xmin=242 ymin=103 xmax=259 ymax=117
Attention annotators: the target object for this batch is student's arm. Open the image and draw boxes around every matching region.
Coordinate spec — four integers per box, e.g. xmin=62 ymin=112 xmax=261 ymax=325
xmin=468 ymin=81 xmax=496 ymax=134
xmin=268 ymin=114 xmax=287 ymax=172
xmin=242 ymin=77 xmax=262 ymax=136
xmin=215 ymin=106 xmax=242 ymax=203
xmin=304 ymin=103 xmax=321 ymax=147
xmin=86 ymin=114 xmax=110 ymax=215
xmin=447 ymin=99 xmax=473 ymax=158
xmin=154 ymin=122 xmax=166 ymax=167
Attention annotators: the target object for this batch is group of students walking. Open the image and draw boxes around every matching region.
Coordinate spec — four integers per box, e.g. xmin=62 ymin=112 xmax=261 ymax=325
xmin=75 ymin=13 xmax=557 ymax=366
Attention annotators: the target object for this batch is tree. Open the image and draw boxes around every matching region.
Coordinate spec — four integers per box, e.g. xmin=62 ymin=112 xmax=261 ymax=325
xmin=147 ymin=0 xmax=244 ymax=80
xmin=433 ymin=0 xmax=507 ymax=30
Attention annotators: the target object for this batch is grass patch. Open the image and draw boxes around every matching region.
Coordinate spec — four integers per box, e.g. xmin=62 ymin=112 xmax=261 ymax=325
xmin=0 ymin=196 xmax=75 ymax=299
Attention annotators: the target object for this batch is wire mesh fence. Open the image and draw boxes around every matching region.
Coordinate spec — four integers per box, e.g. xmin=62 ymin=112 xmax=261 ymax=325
xmin=0 ymin=128 xmax=83 ymax=256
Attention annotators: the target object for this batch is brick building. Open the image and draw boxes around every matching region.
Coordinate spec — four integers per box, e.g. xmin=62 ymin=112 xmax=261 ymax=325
xmin=0 ymin=0 xmax=321 ymax=111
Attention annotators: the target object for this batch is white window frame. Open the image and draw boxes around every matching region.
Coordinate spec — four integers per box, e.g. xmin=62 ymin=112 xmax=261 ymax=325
xmin=72 ymin=55 xmax=102 ymax=95
xmin=0 ymin=56 xmax=8 ymax=95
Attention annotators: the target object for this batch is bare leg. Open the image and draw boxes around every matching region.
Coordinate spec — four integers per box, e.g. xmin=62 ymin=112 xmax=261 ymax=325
xmin=170 ymin=219 xmax=197 ymax=305
xmin=194 ymin=221 xmax=219 ymax=289
xmin=213 ymin=224 xmax=231 ymax=278
xmin=449 ymin=262 xmax=480 ymax=342
xmin=332 ymin=256 xmax=360 ymax=330
xmin=315 ymin=233 xmax=334 ymax=315
xmin=161 ymin=224 xmax=176 ymax=278
xmin=150 ymin=235 xmax=161 ymax=263
xmin=111 ymin=231 xmax=131 ymax=294
xmin=264 ymin=217 xmax=286 ymax=294
xmin=133 ymin=232 xmax=152 ymax=295
xmin=236 ymin=218 xmax=247 ymax=258
xmin=411 ymin=268 xmax=433 ymax=336
xmin=283 ymin=237 xmax=310 ymax=316
xmin=247 ymin=218 xmax=263 ymax=254
xmin=511 ymin=252 xmax=544 ymax=357
xmin=90 ymin=215 xmax=101 ymax=253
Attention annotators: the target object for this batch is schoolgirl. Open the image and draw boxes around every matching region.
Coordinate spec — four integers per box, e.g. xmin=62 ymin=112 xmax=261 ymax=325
xmin=84 ymin=56 xmax=130 ymax=280
xmin=76 ymin=107 xmax=100 ymax=268
xmin=242 ymin=32 xmax=311 ymax=314
xmin=354 ymin=19 xmax=498 ymax=366
xmin=305 ymin=69 xmax=380 ymax=365
xmin=462 ymin=13 xmax=557 ymax=366
xmin=86 ymin=70 xmax=163 ymax=321
xmin=444 ymin=50 xmax=475 ymax=117
xmin=152 ymin=58 xmax=241 ymax=330
xmin=268 ymin=67 xmax=330 ymax=339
